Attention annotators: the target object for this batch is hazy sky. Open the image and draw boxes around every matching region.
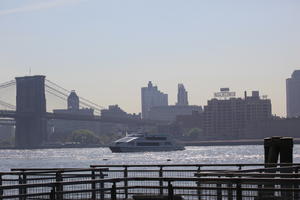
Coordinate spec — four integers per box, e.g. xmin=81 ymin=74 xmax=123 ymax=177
xmin=0 ymin=0 xmax=299 ymax=116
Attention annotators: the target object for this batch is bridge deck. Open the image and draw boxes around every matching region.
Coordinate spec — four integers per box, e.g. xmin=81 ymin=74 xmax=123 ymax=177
xmin=0 ymin=110 xmax=162 ymax=125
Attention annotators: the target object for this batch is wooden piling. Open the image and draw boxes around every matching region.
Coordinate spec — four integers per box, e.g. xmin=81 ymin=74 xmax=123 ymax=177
xmin=265 ymin=137 xmax=281 ymax=168
xmin=279 ymin=137 xmax=293 ymax=165
xmin=264 ymin=136 xmax=294 ymax=199
xmin=280 ymin=137 xmax=293 ymax=199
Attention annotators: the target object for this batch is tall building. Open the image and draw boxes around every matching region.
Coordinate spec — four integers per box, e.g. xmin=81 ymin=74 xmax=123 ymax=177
xmin=203 ymin=89 xmax=272 ymax=139
xmin=176 ymin=84 xmax=188 ymax=106
xmin=141 ymin=81 xmax=168 ymax=119
xmin=148 ymin=105 xmax=202 ymax=122
xmin=68 ymin=90 xmax=79 ymax=110
xmin=286 ymin=70 xmax=300 ymax=118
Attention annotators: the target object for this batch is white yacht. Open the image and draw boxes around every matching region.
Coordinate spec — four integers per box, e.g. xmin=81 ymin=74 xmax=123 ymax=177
xmin=109 ymin=133 xmax=185 ymax=153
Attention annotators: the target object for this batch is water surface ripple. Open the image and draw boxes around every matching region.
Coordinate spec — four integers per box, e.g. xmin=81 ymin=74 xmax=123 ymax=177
xmin=1 ymin=145 xmax=300 ymax=172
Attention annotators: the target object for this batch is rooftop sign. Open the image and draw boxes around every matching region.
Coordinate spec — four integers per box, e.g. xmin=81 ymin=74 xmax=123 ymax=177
xmin=214 ymin=88 xmax=236 ymax=99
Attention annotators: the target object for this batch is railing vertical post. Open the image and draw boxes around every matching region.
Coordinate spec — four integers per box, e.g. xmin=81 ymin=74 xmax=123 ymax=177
xmin=238 ymin=165 xmax=242 ymax=171
xmin=196 ymin=166 xmax=201 ymax=200
xmin=216 ymin=176 xmax=222 ymax=200
xmin=50 ymin=186 xmax=56 ymax=200
xmin=100 ymin=171 xmax=105 ymax=200
xmin=18 ymin=174 xmax=26 ymax=200
xmin=22 ymin=173 xmax=27 ymax=200
xmin=111 ymin=182 xmax=117 ymax=200
xmin=227 ymin=183 xmax=233 ymax=200
xmin=236 ymin=181 xmax=242 ymax=200
xmin=237 ymin=165 xmax=242 ymax=200
xmin=294 ymin=167 xmax=299 ymax=200
xmin=0 ymin=175 xmax=3 ymax=200
xmin=257 ymin=170 xmax=262 ymax=199
xmin=168 ymin=181 xmax=174 ymax=200
xmin=55 ymin=172 xmax=63 ymax=200
xmin=124 ymin=166 xmax=128 ymax=199
xmin=159 ymin=166 xmax=163 ymax=195
xmin=91 ymin=169 xmax=96 ymax=200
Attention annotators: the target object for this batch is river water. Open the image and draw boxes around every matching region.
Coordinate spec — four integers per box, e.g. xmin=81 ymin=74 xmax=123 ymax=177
xmin=1 ymin=145 xmax=300 ymax=172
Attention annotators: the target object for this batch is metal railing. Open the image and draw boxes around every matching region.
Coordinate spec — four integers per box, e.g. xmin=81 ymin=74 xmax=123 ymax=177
xmin=0 ymin=163 xmax=299 ymax=200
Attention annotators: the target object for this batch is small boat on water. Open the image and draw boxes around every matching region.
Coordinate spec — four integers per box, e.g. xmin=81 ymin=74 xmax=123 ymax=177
xmin=109 ymin=133 xmax=185 ymax=153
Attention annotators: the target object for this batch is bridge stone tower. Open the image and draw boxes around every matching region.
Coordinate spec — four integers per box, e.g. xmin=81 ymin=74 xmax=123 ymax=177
xmin=15 ymin=75 xmax=47 ymax=148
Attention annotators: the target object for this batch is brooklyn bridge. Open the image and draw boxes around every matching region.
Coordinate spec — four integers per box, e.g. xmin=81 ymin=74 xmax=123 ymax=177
xmin=0 ymin=75 xmax=160 ymax=148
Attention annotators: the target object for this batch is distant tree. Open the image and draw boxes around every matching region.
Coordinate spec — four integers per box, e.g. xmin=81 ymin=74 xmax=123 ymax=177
xmin=186 ymin=128 xmax=203 ymax=138
xmin=98 ymin=132 xmax=122 ymax=144
xmin=0 ymin=136 xmax=14 ymax=147
xmin=68 ymin=129 xmax=100 ymax=144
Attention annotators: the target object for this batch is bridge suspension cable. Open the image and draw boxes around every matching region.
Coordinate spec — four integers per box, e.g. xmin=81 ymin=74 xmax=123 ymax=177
xmin=0 ymin=80 xmax=16 ymax=89
xmin=45 ymin=83 xmax=103 ymax=113
xmin=45 ymin=79 xmax=105 ymax=109
xmin=0 ymin=99 xmax=16 ymax=110
xmin=45 ymin=79 xmax=105 ymax=114
xmin=45 ymin=87 xmax=69 ymax=102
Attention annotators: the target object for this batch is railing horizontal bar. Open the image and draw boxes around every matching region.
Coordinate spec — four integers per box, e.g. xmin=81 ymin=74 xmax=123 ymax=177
xmin=2 ymin=176 xmax=300 ymax=190
xmin=3 ymin=185 xmax=299 ymax=199
xmin=109 ymin=169 xmax=199 ymax=172
xmin=127 ymin=176 xmax=300 ymax=183
xmin=90 ymin=163 xmax=299 ymax=168
xmin=1 ymin=191 xmax=50 ymax=199
xmin=133 ymin=185 xmax=300 ymax=191
xmin=10 ymin=167 xmax=109 ymax=173
xmin=238 ymin=165 xmax=300 ymax=173
xmin=195 ymin=172 xmax=300 ymax=177
xmin=129 ymin=193 xmax=223 ymax=198
xmin=109 ymin=169 xmax=238 ymax=173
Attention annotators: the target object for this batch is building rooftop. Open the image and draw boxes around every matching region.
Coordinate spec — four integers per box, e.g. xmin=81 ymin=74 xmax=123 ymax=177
xmin=292 ymin=70 xmax=300 ymax=79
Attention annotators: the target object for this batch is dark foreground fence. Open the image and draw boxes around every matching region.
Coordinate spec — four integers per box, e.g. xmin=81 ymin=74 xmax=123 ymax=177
xmin=1 ymin=163 xmax=300 ymax=200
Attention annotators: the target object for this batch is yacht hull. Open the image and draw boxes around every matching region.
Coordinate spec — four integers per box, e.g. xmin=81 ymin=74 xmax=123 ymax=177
xmin=109 ymin=146 xmax=185 ymax=153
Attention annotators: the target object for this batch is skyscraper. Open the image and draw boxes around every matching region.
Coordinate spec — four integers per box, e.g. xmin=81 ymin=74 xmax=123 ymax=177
xmin=141 ymin=81 xmax=168 ymax=119
xmin=286 ymin=70 xmax=300 ymax=118
xmin=176 ymin=84 xmax=188 ymax=106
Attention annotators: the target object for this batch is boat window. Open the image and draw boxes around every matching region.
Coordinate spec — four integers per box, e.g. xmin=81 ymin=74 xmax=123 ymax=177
xmin=145 ymin=137 xmax=167 ymax=140
xmin=136 ymin=142 xmax=160 ymax=146
xmin=165 ymin=142 xmax=172 ymax=145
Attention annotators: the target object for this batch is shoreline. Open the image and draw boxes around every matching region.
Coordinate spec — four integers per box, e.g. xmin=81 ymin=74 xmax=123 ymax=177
xmin=1 ymin=138 xmax=300 ymax=149
xmin=180 ymin=138 xmax=300 ymax=146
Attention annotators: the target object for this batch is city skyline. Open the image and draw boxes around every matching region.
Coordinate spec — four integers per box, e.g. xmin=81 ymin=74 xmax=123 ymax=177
xmin=1 ymin=0 xmax=299 ymax=117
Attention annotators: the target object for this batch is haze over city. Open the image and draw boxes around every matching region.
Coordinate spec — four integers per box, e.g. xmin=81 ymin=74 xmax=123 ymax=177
xmin=1 ymin=0 xmax=299 ymax=116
